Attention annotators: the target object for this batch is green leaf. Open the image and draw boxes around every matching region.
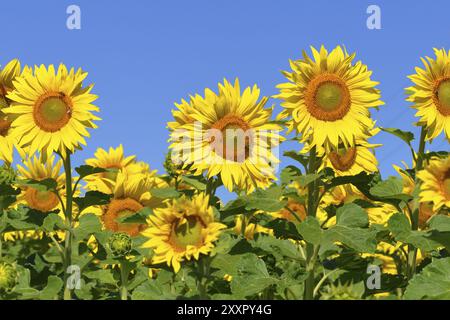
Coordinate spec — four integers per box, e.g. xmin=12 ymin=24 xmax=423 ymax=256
xmin=296 ymin=173 xmax=322 ymax=187
xmin=131 ymin=280 xmax=176 ymax=300
xmin=404 ymin=258 xmax=450 ymax=299
xmin=117 ymin=207 xmax=153 ymax=224
xmin=388 ymin=213 xmax=440 ymax=252
xmin=73 ymin=214 xmax=102 ymax=240
xmin=253 ymin=235 xmax=302 ymax=260
xmin=245 ymin=185 xmax=286 ymax=212
xmin=73 ymin=191 xmax=111 ymax=212
xmin=429 ymin=215 xmax=450 ymax=232
xmin=230 ymin=254 xmax=277 ymax=298
xmin=380 ymin=127 xmax=414 ymax=145
xmin=17 ymin=178 xmax=57 ymax=192
xmin=297 ymin=217 xmax=322 ymax=245
xmin=84 ymin=269 xmax=116 ymax=285
xmin=283 ymin=151 xmax=309 ymax=168
xmin=150 ymin=187 xmax=180 ymax=199
xmin=74 ymin=165 xmax=107 ymax=179
xmin=324 ymin=226 xmax=377 ymax=253
xmin=180 ymin=176 xmax=206 ymax=190
xmin=280 ymin=166 xmax=302 ymax=185
xmin=370 ymin=177 xmax=412 ymax=203
xmin=39 ymin=276 xmax=63 ymax=300
xmin=42 ymin=213 xmax=65 ymax=232
xmin=336 ymin=203 xmax=369 ymax=228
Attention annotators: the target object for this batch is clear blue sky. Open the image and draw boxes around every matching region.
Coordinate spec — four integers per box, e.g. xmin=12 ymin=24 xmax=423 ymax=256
xmin=2 ymin=0 xmax=449 ymax=196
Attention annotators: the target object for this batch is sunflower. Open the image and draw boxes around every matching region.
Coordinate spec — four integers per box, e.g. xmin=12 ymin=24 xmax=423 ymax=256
xmin=0 ymin=59 xmax=22 ymax=164
xmin=417 ymin=155 xmax=450 ymax=212
xmin=393 ymin=163 xmax=437 ymax=228
xmin=406 ymin=48 xmax=450 ymax=141
xmin=275 ymin=45 xmax=383 ymax=151
xmin=84 ymin=145 xmax=137 ymax=194
xmin=270 ymin=181 xmax=308 ymax=222
xmin=16 ymin=154 xmax=65 ymax=213
xmin=141 ymin=194 xmax=226 ymax=273
xmin=4 ymin=64 xmax=100 ymax=158
xmin=2 ymin=154 xmax=70 ymax=242
xmin=319 ymin=136 xmax=380 ymax=177
xmin=169 ymin=78 xmax=283 ymax=193
xmin=321 ymin=185 xmax=396 ymax=226
xmin=233 ymin=214 xmax=273 ymax=240
xmin=96 ymin=170 xmax=166 ymax=237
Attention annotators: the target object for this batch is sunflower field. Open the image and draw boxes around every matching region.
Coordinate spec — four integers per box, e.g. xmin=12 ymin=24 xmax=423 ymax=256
xmin=0 ymin=45 xmax=449 ymax=301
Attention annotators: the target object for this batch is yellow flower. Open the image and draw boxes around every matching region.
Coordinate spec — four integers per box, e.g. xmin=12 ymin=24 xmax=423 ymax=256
xmin=319 ymin=137 xmax=380 ymax=177
xmin=321 ymin=185 xmax=396 ymax=226
xmin=141 ymin=194 xmax=226 ymax=273
xmin=169 ymin=78 xmax=283 ymax=193
xmin=0 ymin=59 xmax=22 ymax=164
xmin=406 ymin=48 xmax=450 ymax=141
xmin=276 ymin=45 xmax=383 ymax=151
xmin=417 ymin=155 xmax=450 ymax=212
xmin=97 ymin=170 xmax=167 ymax=237
xmin=394 ymin=163 xmax=437 ymax=228
xmin=84 ymin=145 xmax=137 ymax=194
xmin=5 ymin=64 xmax=100 ymax=158
xmin=233 ymin=214 xmax=273 ymax=240
xmin=16 ymin=154 xmax=65 ymax=213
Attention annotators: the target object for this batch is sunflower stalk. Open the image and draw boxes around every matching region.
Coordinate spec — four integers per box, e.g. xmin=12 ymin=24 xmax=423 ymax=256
xmin=61 ymin=149 xmax=74 ymax=300
xmin=119 ymin=260 xmax=129 ymax=300
xmin=407 ymin=126 xmax=427 ymax=279
xmin=303 ymin=146 xmax=320 ymax=300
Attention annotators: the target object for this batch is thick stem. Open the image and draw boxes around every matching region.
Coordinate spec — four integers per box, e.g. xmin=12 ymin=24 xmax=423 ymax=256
xmin=407 ymin=126 xmax=427 ymax=280
xmin=62 ymin=150 xmax=74 ymax=300
xmin=120 ymin=261 xmax=129 ymax=300
xmin=303 ymin=146 xmax=319 ymax=300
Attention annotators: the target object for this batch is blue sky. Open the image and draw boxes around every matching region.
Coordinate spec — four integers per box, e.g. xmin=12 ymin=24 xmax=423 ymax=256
xmin=2 ymin=0 xmax=449 ymax=196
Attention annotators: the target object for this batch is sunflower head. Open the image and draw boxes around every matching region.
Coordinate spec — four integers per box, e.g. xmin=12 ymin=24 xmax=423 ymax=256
xmin=417 ymin=155 xmax=450 ymax=212
xmin=0 ymin=262 xmax=17 ymax=292
xmin=108 ymin=232 xmax=132 ymax=257
xmin=5 ymin=64 xmax=100 ymax=157
xmin=169 ymin=78 xmax=283 ymax=193
xmin=16 ymin=154 xmax=64 ymax=213
xmin=0 ymin=59 xmax=21 ymax=101
xmin=84 ymin=145 xmax=137 ymax=194
xmin=100 ymin=170 xmax=166 ymax=237
xmin=276 ymin=45 xmax=383 ymax=151
xmin=142 ymin=194 xmax=226 ymax=273
xmin=407 ymin=48 xmax=450 ymax=141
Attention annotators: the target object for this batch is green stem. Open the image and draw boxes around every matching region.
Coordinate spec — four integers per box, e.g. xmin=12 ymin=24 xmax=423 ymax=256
xmin=197 ymin=258 xmax=209 ymax=300
xmin=407 ymin=126 xmax=427 ymax=280
xmin=62 ymin=150 xmax=74 ymax=300
xmin=119 ymin=261 xmax=129 ymax=300
xmin=304 ymin=146 xmax=319 ymax=300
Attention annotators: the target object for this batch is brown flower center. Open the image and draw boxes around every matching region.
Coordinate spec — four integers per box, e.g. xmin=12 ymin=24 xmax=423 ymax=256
xmin=33 ymin=92 xmax=72 ymax=132
xmin=169 ymin=216 xmax=204 ymax=251
xmin=279 ymin=200 xmax=307 ymax=221
xmin=210 ymin=113 xmax=252 ymax=162
xmin=442 ymin=169 xmax=450 ymax=198
xmin=433 ymin=78 xmax=450 ymax=116
xmin=24 ymin=187 xmax=59 ymax=212
xmin=0 ymin=117 xmax=11 ymax=136
xmin=305 ymin=74 xmax=351 ymax=121
xmin=328 ymin=147 xmax=357 ymax=171
xmin=103 ymin=198 xmax=145 ymax=237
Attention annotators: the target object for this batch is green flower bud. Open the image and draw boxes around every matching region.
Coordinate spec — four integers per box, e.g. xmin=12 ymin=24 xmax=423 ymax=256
xmin=109 ymin=232 xmax=132 ymax=257
xmin=0 ymin=262 xmax=17 ymax=292
xmin=0 ymin=165 xmax=16 ymax=185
